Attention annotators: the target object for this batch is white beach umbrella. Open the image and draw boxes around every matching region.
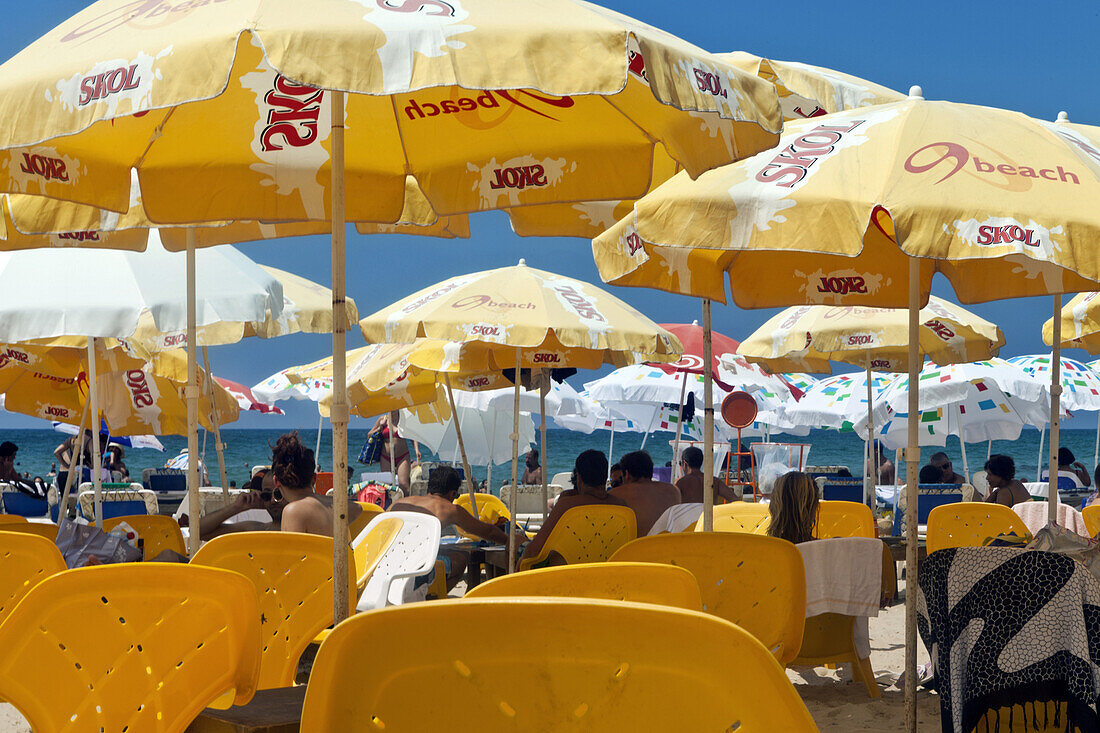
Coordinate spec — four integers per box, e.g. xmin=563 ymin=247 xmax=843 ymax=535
xmin=399 ymin=402 xmax=537 ymax=469
xmin=782 ymin=371 xmax=893 ymax=432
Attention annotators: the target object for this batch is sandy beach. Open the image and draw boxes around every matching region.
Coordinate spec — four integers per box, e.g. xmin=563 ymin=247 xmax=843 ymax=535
xmin=0 ymin=577 xmax=942 ymax=732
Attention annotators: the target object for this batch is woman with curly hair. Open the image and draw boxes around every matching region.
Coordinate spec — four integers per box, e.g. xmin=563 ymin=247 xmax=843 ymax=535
xmin=272 ymin=431 xmax=361 ymax=536
xmin=766 ymin=471 xmax=819 ymax=544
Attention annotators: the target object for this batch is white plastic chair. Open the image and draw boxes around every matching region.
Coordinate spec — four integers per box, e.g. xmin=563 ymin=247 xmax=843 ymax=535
xmin=354 ymin=511 xmax=441 ymax=613
xmin=550 ymin=471 xmax=572 ymax=489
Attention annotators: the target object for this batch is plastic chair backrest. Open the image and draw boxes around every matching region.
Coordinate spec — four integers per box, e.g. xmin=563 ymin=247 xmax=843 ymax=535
xmin=926 ymin=503 xmax=1032 ymax=553
xmin=351 ymin=514 xmax=404 ymax=592
xmin=0 ymin=489 xmax=48 ymax=518
xmin=892 ymin=484 xmax=964 ymax=535
xmin=704 ymin=501 xmax=770 ymax=534
xmin=1058 ymin=474 xmax=1082 ymax=491
xmin=820 ymin=479 xmax=865 ymax=503
xmin=1084 ymin=505 xmax=1100 ymax=537
xmin=0 ymin=532 xmax=66 ymax=626
xmin=348 ymin=501 xmax=384 ymax=539
xmin=357 ymin=511 xmax=441 ymax=612
xmin=465 ymin=561 xmax=703 ymax=610
xmin=301 ymin=598 xmax=818 ymax=732
xmin=77 ymin=484 xmax=156 ymax=520
xmin=191 ymin=532 xmax=355 ymax=690
xmin=611 ymin=533 xmax=806 ymax=665
xmin=101 ymin=515 xmax=186 ymax=561
xmin=148 ymin=470 xmax=187 ymax=493
xmin=0 ymin=515 xmax=28 ymax=524
xmin=816 ymin=501 xmax=876 ymax=539
xmin=0 ymin=522 xmax=59 ymax=542
xmin=550 ymin=472 xmax=572 ymax=490
xmin=454 ymin=492 xmax=511 ymax=539
xmin=0 ymin=564 xmax=261 ymax=732
xmin=519 ymin=505 xmax=637 ymax=571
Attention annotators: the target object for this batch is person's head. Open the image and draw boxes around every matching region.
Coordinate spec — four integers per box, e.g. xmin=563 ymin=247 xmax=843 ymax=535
xmin=767 ymin=471 xmax=819 ymax=545
xmin=525 ymin=449 xmax=539 ymax=470
xmin=573 ymin=450 xmax=608 ymax=491
xmin=1059 ymin=447 xmax=1076 ymax=467
xmin=681 ymin=446 xmax=704 ymax=471
xmin=619 ymin=450 xmax=654 ymax=482
xmin=427 ymin=465 xmax=462 ymax=499
xmin=229 ymin=480 xmax=236 ymax=488
xmin=930 ymin=451 xmax=953 ymax=480
xmin=0 ymin=441 xmax=16 ymax=468
xmin=608 ymin=462 xmax=624 ymax=488
xmin=918 ymin=464 xmax=943 ymax=484
xmin=984 ymin=454 xmax=1016 ymax=487
xmin=271 ymin=432 xmax=316 ymax=491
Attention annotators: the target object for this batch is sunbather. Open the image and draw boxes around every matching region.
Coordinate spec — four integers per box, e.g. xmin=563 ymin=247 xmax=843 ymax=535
xmin=675 ymin=446 xmax=738 ymax=504
xmin=612 ymin=450 xmax=682 ymax=535
xmin=983 ymin=454 xmax=1030 ymax=507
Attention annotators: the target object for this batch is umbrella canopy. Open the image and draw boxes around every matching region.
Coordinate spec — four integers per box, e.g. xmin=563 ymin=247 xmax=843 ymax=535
xmin=652 ymin=321 xmax=743 ymax=387
xmin=722 ymin=52 xmax=905 ymax=121
xmin=400 ymin=402 xmax=538 ymax=469
xmin=214 ymin=377 xmax=284 ymax=416
xmin=51 ymin=420 xmax=165 ymax=452
xmin=252 ymin=368 xmax=329 ymax=407
xmin=0 ymin=0 xmax=780 ymax=224
xmin=737 ymin=297 xmax=1005 ymax=374
xmin=1006 ymin=354 xmax=1100 ymax=412
xmin=1044 ymin=292 xmax=1100 ymax=354
xmin=783 ymin=371 xmax=893 ymax=433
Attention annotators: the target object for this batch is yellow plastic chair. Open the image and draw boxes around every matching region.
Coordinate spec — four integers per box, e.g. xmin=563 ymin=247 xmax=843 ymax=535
xmin=791 ymin=542 xmax=896 ymax=698
xmin=348 ymin=501 xmax=384 ymax=540
xmin=426 ymin=559 xmax=449 ymax=600
xmin=703 ymin=501 xmax=770 ymax=534
xmin=611 ymin=532 xmax=806 ymax=665
xmin=816 ymin=501 xmax=876 ymax=539
xmin=101 ymin=514 xmax=186 ymax=561
xmin=926 ymin=503 xmax=1032 ymax=553
xmin=0 ymin=515 xmax=28 ymax=524
xmin=301 ymin=598 xmax=818 ymax=732
xmin=454 ymin=492 xmax=511 ymax=539
xmin=0 ymin=532 xmax=66 ymax=626
xmin=0 ymin=564 xmax=261 ymax=733
xmin=0 ymin=522 xmax=58 ymax=542
xmin=1083 ymin=504 xmax=1100 ymax=537
xmin=519 ymin=505 xmax=637 ymax=571
xmin=191 ymin=532 xmax=356 ymax=690
xmin=465 ymin=561 xmax=703 ymax=611
xmin=352 ymin=514 xmax=404 ymax=595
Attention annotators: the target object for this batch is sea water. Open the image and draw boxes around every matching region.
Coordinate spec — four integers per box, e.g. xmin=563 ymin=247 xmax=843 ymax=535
xmin=6 ymin=426 xmax=1096 ymax=489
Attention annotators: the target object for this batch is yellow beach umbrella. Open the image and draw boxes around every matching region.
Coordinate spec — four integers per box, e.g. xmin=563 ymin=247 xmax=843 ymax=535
xmin=1044 ymin=292 xmax=1100 ymax=354
xmin=593 ymin=91 xmax=1100 ymax=731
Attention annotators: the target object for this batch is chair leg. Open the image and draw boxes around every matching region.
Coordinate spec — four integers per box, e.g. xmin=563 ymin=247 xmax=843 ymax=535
xmin=853 ymin=656 xmax=880 ymax=698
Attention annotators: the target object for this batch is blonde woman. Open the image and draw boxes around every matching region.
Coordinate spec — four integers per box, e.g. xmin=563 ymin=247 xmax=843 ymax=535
xmin=766 ymin=471 xmax=820 ymax=544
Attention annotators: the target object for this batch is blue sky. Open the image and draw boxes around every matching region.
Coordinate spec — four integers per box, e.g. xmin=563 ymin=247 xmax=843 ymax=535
xmin=3 ymin=0 xmax=1099 ymax=430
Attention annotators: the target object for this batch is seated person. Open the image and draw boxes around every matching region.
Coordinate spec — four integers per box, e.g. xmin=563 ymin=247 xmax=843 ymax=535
xmin=983 ymin=454 xmax=1030 ymax=507
xmin=675 ymin=446 xmax=738 ymax=504
xmin=390 ymin=465 xmax=512 ymax=591
xmin=612 ymin=450 xmax=682 ymax=536
xmin=0 ymin=441 xmax=47 ymax=498
xmin=928 ymin=452 xmax=965 ymax=484
xmin=868 ymin=441 xmax=895 ymax=485
xmin=608 ymin=462 xmax=624 ymax=488
xmin=1039 ymin=447 xmax=1091 ymax=488
xmin=522 ymin=449 xmax=543 ymax=485
xmin=766 ymin=471 xmax=819 ymax=544
xmin=520 ymin=450 xmax=630 ymax=568
xmin=918 ymin=463 xmax=944 ymax=485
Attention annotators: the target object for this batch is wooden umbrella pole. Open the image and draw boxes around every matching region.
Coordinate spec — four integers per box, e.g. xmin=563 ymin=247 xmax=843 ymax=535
xmin=540 ymin=370 xmax=548 ymax=523
xmin=1094 ymin=412 xmax=1099 ymax=469
xmin=330 ymin=90 xmax=350 ymax=624
xmin=201 ymin=346 xmax=230 ymax=500
xmin=507 ymin=347 xmax=521 ymax=574
xmin=670 ymin=374 xmax=689 ymax=483
xmin=904 ymin=257 xmax=920 ymax=733
xmin=1036 ymin=423 xmax=1045 ymax=482
xmin=702 ymin=299 xmax=714 ymax=533
xmin=58 ymin=398 xmax=90 ymax=523
xmin=315 ymin=414 xmax=324 ymax=472
xmin=185 ymin=229 xmax=201 ymax=555
xmin=865 ymin=358 xmax=875 ymax=509
xmin=1049 ymin=295 xmax=1062 ymax=524
xmin=444 ymin=374 xmax=477 ymax=516
xmin=85 ymin=337 xmax=104 ymax=527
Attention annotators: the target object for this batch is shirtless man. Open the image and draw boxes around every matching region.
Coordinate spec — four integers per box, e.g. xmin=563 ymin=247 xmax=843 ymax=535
xmin=390 ymin=465 xmax=511 ymax=590
xmin=522 ymin=449 xmax=542 ymax=485
xmin=675 ymin=446 xmax=738 ymax=505
xmin=607 ymin=450 xmax=680 ymax=536
xmin=521 ymin=450 xmax=630 ymax=567
xmin=929 ymin=452 xmax=965 ymax=485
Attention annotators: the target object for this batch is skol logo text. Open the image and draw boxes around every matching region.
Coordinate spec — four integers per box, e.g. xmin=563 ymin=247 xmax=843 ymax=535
xmin=756 ymin=119 xmax=865 ymax=188
xmin=905 ymin=142 xmax=1079 ymax=185
xmin=693 ymin=68 xmax=727 ymax=99
xmin=79 ymin=65 xmax=140 ymax=106
xmin=554 ymin=284 xmax=605 ymax=322
xmin=870 ymin=359 xmax=891 ymax=369
xmin=533 ymin=353 xmax=561 ymax=363
xmin=467 ymin=377 xmax=490 ymax=388
xmin=975 ymin=224 xmax=1040 ymax=247
xmin=625 ymin=232 xmax=644 ymax=255
xmin=817 ymin=276 xmax=867 ymax=295
xmin=260 ymin=76 xmax=324 ymax=153
xmin=925 ymin=319 xmax=956 ymax=340
xmin=56 ymin=231 xmax=100 ymax=241
xmin=489 ymin=165 xmax=547 ymax=190
xmin=470 ymin=325 xmax=500 ymax=336
xmin=19 ymin=153 xmax=69 ymax=182
xmin=847 ymin=334 xmax=873 ymax=345
xmin=125 ymin=369 xmax=154 ymax=408
xmin=45 ymin=406 xmax=70 ymax=418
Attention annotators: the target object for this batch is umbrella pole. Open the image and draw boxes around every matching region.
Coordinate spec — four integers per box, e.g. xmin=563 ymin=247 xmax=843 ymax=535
xmin=443 ymin=374 xmax=477 ymax=518
xmin=185 ymin=229 xmax=201 ymax=555
xmin=670 ymin=374 xmax=689 ymax=482
xmin=1037 ymin=423 xmax=1046 ymax=483
xmin=1095 ymin=412 xmax=1099 ymax=469
xmin=540 ymin=373 xmax=549 ymax=524
xmin=487 ymin=412 xmax=496 ymax=490
xmin=640 ymin=404 xmax=660 ymax=450
xmin=85 ymin=337 xmax=103 ymax=527
xmin=201 ymin=346 xmax=229 ymax=500
xmin=608 ymin=419 xmax=615 ymax=464
xmin=904 ymin=257 xmax=920 ymax=733
xmin=1049 ymin=296 xmax=1062 ymax=524
xmin=330 ymin=89 xmax=350 ymax=624
xmin=315 ymin=414 xmax=323 ymax=472
xmin=865 ymin=358 xmax=875 ymax=509
xmin=956 ymin=405 xmax=969 ymax=483
xmin=702 ymin=299 xmax=714 ymax=533
xmin=58 ymin=399 xmax=90 ymax=522
xmin=508 ymin=347 xmax=521 ymax=574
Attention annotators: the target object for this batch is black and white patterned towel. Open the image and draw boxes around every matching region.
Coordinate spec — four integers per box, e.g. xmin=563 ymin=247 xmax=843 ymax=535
xmin=917 ymin=547 xmax=1100 ymax=733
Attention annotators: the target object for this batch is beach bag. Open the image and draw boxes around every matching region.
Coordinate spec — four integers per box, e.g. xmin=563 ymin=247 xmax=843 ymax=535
xmin=1026 ymin=523 xmax=1100 ymax=580
xmin=55 ymin=517 xmax=142 ymax=568
xmin=356 ymin=483 xmax=391 ymax=509
xmin=358 ymin=432 xmax=383 ymax=465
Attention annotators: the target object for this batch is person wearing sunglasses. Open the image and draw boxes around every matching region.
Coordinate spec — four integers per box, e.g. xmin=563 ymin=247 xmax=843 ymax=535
xmin=929 ymin=452 xmax=965 ymax=485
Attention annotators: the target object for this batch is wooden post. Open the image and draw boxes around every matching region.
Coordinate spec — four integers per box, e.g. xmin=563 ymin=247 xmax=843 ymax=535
xmin=201 ymin=346 xmax=230 ymax=500
xmin=444 ymin=373 xmax=477 ymax=516
xmin=507 ymin=347 xmax=521 ymax=574
xmin=904 ymin=257 xmax=920 ymax=733
xmin=1049 ymin=295 xmax=1062 ymax=524
xmin=540 ymin=371 xmax=549 ymax=523
xmin=59 ymin=397 xmax=90 ymax=523
xmin=330 ymin=89 xmax=350 ymax=624
xmin=865 ymin=358 xmax=876 ymax=508
xmin=85 ymin=337 xmax=104 ymax=527
xmin=702 ymin=299 xmax=714 ymax=533
xmin=185 ymin=229 xmax=201 ymax=555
